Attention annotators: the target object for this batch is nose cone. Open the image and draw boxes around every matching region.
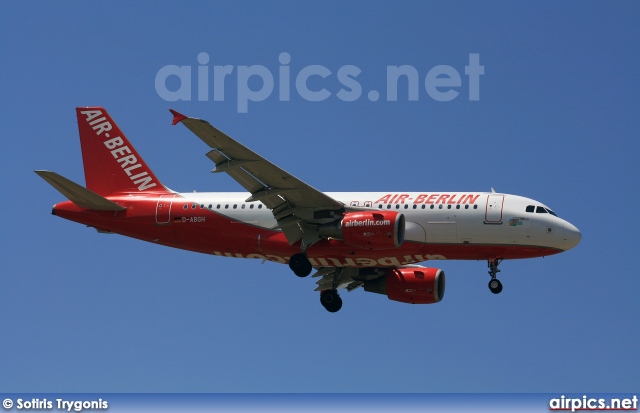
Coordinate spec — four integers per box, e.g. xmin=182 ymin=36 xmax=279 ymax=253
xmin=562 ymin=221 xmax=582 ymax=251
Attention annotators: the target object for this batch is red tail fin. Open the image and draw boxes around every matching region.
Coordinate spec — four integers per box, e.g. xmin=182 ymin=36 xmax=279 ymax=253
xmin=77 ymin=107 xmax=168 ymax=196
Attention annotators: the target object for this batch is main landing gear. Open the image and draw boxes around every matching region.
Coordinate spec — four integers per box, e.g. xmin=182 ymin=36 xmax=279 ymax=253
xmin=289 ymin=252 xmax=343 ymax=312
xmin=487 ymin=258 xmax=503 ymax=294
xmin=320 ymin=289 xmax=343 ymax=313
xmin=289 ymin=252 xmax=312 ymax=277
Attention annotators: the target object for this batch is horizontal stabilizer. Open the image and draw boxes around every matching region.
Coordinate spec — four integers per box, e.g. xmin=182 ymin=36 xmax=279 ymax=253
xmin=35 ymin=170 xmax=126 ymax=211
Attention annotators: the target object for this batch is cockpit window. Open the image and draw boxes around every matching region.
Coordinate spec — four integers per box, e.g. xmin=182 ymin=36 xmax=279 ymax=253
xmin=528 ymin=204 xmax=559 ymax=216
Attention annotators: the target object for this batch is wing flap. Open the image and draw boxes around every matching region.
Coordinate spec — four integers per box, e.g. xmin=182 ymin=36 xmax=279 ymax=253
xmin=313 ymin=267 xmax=362 ymax=291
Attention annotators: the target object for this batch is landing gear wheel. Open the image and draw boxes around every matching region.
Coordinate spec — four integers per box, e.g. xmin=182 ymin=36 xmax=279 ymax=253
xmin=289 ymin=253 xmax=312 ymax=277
xmin=488 ymin=278 xmax=503 ymax=294
xmin=320 ymin=289 xmax=343 ymax=313
xmin=487 ymin=257 xmax=504 ymax=294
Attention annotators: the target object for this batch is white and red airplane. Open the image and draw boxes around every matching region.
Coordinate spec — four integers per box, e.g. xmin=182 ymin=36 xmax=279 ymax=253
xmin=36 ymin=107 xmax=581 ymax=312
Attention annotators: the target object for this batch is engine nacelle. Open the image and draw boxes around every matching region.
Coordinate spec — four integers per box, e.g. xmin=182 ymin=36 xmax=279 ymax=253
xmin=362 ymin=267 xmax=445 ymax=304
xmin=320 ymin=211 xmax=405 ymax=250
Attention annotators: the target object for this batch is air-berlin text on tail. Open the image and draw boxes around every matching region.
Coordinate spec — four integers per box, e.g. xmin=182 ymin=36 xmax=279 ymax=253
xmin=80 ymin=110 xmax=157 ymax=191
xmin=374 ymin=193 xmax=481 ymax=205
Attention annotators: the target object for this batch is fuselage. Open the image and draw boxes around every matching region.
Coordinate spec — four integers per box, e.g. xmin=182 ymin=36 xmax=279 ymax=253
xmin=52 ymin=191 xmax=581 ymax=268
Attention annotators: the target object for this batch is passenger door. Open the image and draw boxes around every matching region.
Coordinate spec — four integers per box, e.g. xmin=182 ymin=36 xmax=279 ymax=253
xmin=485 ymin=195 xmax=504 ymax=224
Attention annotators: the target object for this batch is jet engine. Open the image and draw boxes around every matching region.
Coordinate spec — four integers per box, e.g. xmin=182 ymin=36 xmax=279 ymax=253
xmin=361 ymin=267 xmax=445 ymax=304
xmin=319 ymin=211 xmax=405 ymax=250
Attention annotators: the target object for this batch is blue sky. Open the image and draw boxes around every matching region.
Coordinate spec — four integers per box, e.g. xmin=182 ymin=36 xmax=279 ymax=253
xmin=1 ymin=1 xmax=638 ymax=393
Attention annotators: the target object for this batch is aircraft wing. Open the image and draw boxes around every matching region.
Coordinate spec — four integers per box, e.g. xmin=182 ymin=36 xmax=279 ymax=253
xmin=313 ymin=267 xmax=364 ymax=292
xmin=170 ymin=110 xmax=346 ymax=245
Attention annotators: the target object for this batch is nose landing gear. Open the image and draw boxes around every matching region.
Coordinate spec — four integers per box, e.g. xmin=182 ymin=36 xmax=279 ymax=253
xmin=487 ymin=258 xmax=503 ymax=294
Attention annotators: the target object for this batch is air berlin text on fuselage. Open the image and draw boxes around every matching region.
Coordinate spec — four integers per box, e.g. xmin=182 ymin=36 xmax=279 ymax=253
xmin=374 ymin=193 xmax=480 ymax=205
xmin=80 ymin=110 xmax=157 ymax=191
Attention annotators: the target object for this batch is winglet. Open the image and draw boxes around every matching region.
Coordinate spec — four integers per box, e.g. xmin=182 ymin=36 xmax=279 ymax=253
xmin=169 ymin=109 xmax=188 ymax=125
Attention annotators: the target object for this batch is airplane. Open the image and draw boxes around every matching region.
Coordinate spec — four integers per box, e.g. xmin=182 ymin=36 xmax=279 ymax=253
xmin=36 ymin=107 xmax=581 ymax=313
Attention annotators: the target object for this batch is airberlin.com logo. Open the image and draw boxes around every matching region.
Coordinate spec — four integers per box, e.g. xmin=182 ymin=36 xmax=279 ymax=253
xmin=344 ymin=219 xmax=391 ymax=228
xmin=155 ymin=52 xmax=484 ymax=113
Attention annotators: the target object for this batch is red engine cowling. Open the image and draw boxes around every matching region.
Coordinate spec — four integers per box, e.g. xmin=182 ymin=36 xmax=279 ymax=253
xmin=320 ymin=211 xmax=405 ymax=250
xmin=363 ymin=267 xmax=445 ymax=304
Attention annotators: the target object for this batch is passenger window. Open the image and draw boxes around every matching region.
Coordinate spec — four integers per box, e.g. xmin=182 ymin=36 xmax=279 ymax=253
xmin=396 ymin=205 xmax=400 ymax=209
xmin=217 ymin=204 xmax=221 ymax=209
xmin=387 ymin=204 xmax=391 ymax=209
xmin=536 ymin=206 xmax=547 ymax=214
xmin=456 ymin=205 xmax=460 ymax=209
xmin=526 ymin=205 xmax=535 ymax=213
xmin=378 ymin=205 xmax=383 ymax=209
xmin=447 ymin=205 xmax=451 ymax=209
xmin=233 ymin=204 xmax=237 ymax=209
xmin=258 ymin=204 xmax=263 ymax=209
xmin=439 ymin=205 xmax=443 ymax=209
xmin=192 ymin=203 xmax=197 ymax=209
xmin=225 ymin=205 xmax=229 ymax=209
xmin=473 ymin=205 xmax=478 ymax=209
xmin=465 ymin=205 xmax=469 ymax=209
xmin=241 ymin=204 xmax=245 ymax=209
xmin=413 ymin=205 xmax=417 ymax=209
xmin=430 ymin=205 xmax=435 ymax=209
xmin=404 ymin=205 xmax=408 ymax=209
xmin=365 ymin=201 xmax=372 ymax=208
xmin=250 ymin=204 xmax=254 ymax=209
xmin=183 ymin=204 xmax=188 ymax=210
xmin=421 ymin=205 xmax=426 ymax=209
